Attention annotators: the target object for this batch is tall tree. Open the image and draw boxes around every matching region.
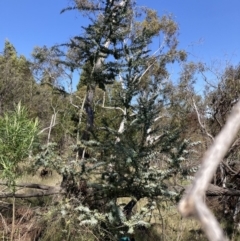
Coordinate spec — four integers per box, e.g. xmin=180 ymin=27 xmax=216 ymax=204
xmin=46 ymin=0 xmax=195 ymax=239
xmin=0 ymin=40 xmax=36 ymax=114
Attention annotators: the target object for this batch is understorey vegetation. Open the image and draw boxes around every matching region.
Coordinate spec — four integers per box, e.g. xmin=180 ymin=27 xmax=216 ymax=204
xmin=1 ymin=1 xmax=240 ymax=240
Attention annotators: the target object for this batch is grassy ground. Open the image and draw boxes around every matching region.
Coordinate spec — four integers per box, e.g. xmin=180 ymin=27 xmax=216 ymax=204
xmin=0 ymin=170 xmax=61 ymax=241
xmin=0 ymin=172 xmax=237 ymax=241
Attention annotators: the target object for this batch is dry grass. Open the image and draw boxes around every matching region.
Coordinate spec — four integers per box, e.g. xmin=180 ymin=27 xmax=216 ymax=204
xmin=0 ymin=171 xmax=62 ymax=241
xmin=117 ymin=197 xmax=207 ymax=241
xmin=18 ymin=169 xmax=62 ymax=186
xmin=0 ymin=173 xmax=236 ymax=241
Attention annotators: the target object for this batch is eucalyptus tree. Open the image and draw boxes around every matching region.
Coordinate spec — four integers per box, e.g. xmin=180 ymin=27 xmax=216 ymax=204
xmin=44 ymin=0 xmax=198 ymax=237
xmin=30 ymin=1 xmax=200 ymax=239
xmin=31 ymin=46 xmax=75 ymax=150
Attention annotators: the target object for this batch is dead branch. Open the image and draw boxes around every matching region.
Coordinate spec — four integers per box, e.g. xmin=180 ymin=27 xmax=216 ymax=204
xmin=47 ymin=112 xmax=57 ymax=145
xmin=37 ymin=113 xmax=57 ymax=136
xmin=0 ymin=181 xmax=53 ymax=190
xmin=221 ymin=161 xmax=238 ymax=175
xmin=0 ymin=182 xmax=65 ymax=198
xmin=178 ymin=183 xmax=240 ymax=197
xmin=101 ymin=105 xmax=125 ymax=113
xmin=179 ymin=100 xmax=240 ymax=241
xmin=101 ymin=92 xmax=125 ymax=113
xmin=207 ymin=184 xmax=240 ymax=196
xmin=192 ymin=97 xmax=214 ymax=142
xmin=0 ymin=188 xmax=64 ymax=198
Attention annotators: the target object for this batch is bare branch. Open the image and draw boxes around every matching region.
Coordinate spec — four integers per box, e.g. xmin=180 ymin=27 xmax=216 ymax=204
xmin=221 ymin=161 xmax=238 ymax=175
xmin=146 ymin=115 xmax=168 ymax=144
xmin=47 ymin=113 xmax=57 ymax=145
xmin=182 ymin=184 xmax=240 ymax=197
xmin=0 ymin=182 xmax=54 ymax=190
xmin=101 ymin=105 xmax=125 ymax=114
xmin=192 ymin=98 xmax=214 ymax=142
xmin=214 ymin=112 xmax=223 ymax=128
xmin=0 ymin=182 xmax=65 ymax=198
xmin=200 ymin=70 xmax=218 ymax=89
xmin=37 ymin=113 xmax=57 ymax=136
xmin=137 ymin=62 xmax=155 ymax=83
xmin=101 ymin=92 xmax=125 ymax=114
xmin=207 ymin=184 xmax=240 ymax=196
xmin=0 ymin=188 xmax=64 ymax=198
xmin=179 ymin=100 xmax=240 ymax=241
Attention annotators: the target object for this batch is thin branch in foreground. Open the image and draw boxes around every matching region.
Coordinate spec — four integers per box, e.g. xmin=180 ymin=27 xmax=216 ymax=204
xmin=178 ymin=100 xmax=240 ymax=241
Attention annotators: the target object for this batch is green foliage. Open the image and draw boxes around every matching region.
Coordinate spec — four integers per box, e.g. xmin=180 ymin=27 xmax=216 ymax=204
xmin=3 ymin=40 xmax=17 ymax=58
xmin=77 ymin=61 xmax=93 ymax=89
xmin=0 ymin=103 xmax=38 ymax=189
xmin=0 ymin=40 xmax=37 ymax=114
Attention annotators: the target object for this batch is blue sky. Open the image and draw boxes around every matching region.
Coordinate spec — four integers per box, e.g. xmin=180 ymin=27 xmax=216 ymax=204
xmin=1 ymin=0 xmax=240 ymax=91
